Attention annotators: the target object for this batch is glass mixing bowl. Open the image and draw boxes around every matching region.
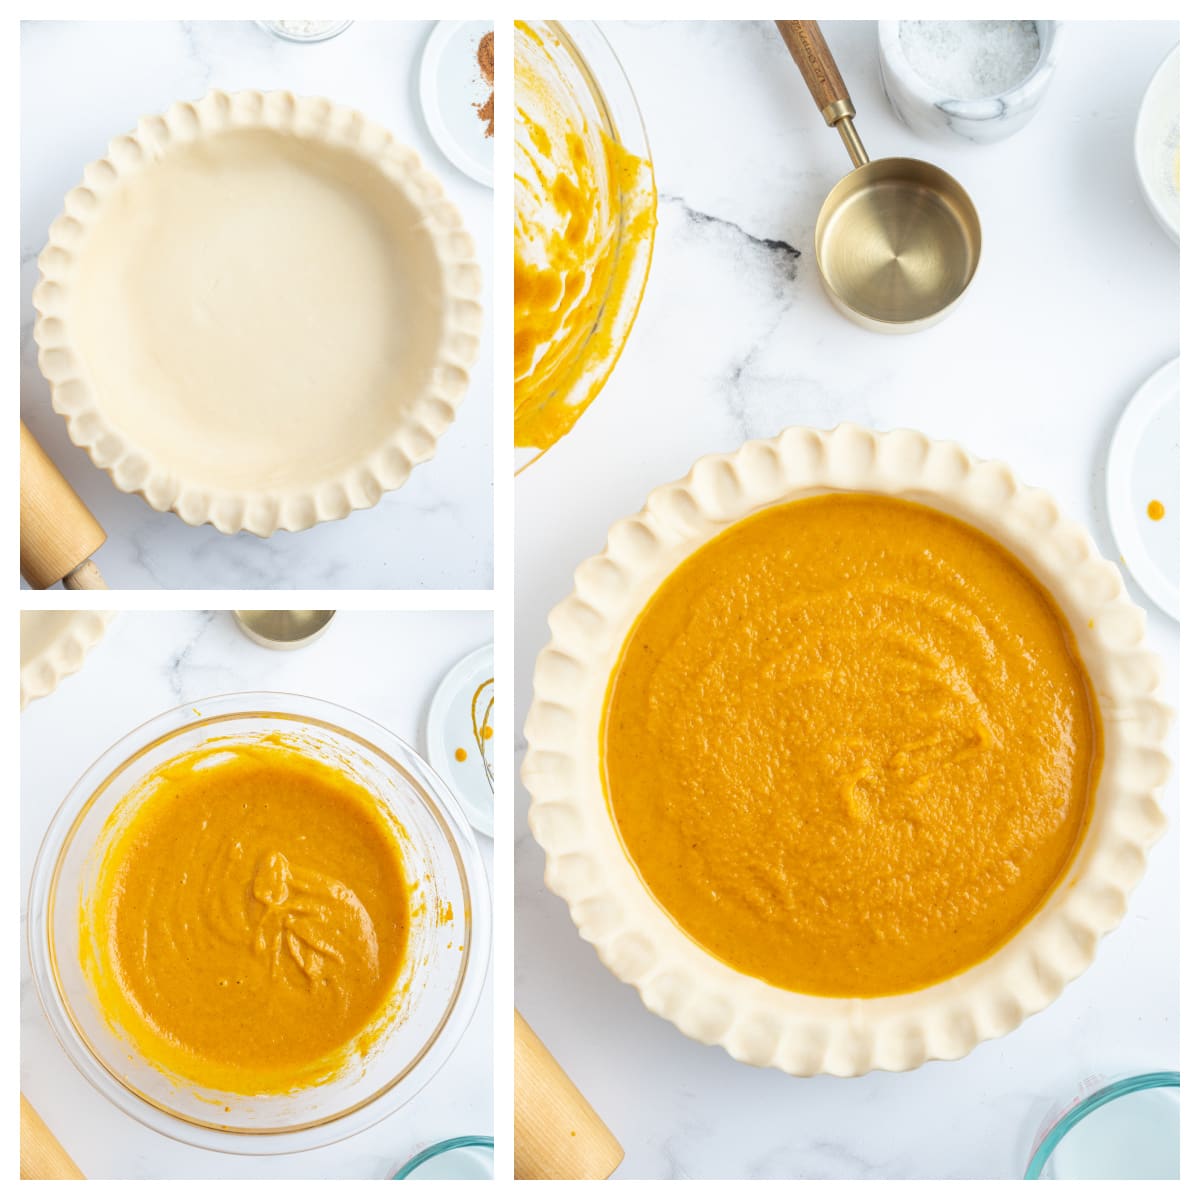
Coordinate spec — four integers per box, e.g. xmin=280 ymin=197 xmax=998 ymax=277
xmin=27 ymin=692 xmax=491 ymax=1155
xmin=514 ymin=20 xmax=656 ymax=473
xmin=1025 ymin=1072 xmax=1180 ymax=1180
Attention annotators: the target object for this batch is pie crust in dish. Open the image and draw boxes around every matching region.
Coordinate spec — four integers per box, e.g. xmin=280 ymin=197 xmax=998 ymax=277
xmin=21 ymin=610 xmax=114 ymax=709
xmin=33 ymin=90 xmax=483 ymax=537
xmin=524 ymin=425 xmax=1171 ymax=1076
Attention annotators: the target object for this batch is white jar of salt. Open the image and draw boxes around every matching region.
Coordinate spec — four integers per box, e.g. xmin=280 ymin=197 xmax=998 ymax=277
xmin=878 ymin=20 xmax=1064 ymax=144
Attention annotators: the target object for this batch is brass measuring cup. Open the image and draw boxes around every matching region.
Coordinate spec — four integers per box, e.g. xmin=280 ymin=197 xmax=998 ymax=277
xmin=777 ymin=20 xmax=982 ymax=332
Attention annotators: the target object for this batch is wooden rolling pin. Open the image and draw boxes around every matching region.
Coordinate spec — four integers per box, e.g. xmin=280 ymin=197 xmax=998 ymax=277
xmin=515 ymin=1011 xmax=624 ymax=1179
xmin=20 ymin=420 xmax=107 ymax=590
xmin=21 ymin=1094 xmax=85 ymax=1179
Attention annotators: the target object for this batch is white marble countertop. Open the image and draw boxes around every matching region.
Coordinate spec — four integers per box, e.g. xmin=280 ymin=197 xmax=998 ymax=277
xmin=21 ymin=609 xmax=493 ymax=1179
xmin=20 ymin=20 xmax=493 ymax=590
xmin=516 ymin=20 xmax=1179 ymax=1180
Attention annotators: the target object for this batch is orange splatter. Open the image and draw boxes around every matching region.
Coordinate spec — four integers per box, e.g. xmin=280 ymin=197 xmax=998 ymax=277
xmin=455 ymin=747 xmax=468 ymax=762
xmin=1147 ymin=499 xmax=1166 ymax=521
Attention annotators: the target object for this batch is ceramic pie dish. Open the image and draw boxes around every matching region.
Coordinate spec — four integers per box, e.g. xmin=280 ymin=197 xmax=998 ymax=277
xmin=20 ymin=610 xmax=113 ymax=709
xmin=524 ymin=424 xmax=1171 ymax=1076
xmin=33 ymin=89 xmax=483 ymax=537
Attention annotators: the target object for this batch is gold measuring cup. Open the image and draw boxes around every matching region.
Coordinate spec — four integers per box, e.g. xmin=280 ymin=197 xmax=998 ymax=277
xmin=777 ymin=20 xmax=981 ymax=332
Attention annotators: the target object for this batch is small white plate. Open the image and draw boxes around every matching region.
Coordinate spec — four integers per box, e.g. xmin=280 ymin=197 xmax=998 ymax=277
xmin=1106 ymin=358 xmax=1179 ymax=620
xmin=418 ymin=21 xmax=494 ymax=188
xmin=1135 ymin=44 xmax=1179 ymax=243
xmin=424 ymin=644 xmax=494 ymax=837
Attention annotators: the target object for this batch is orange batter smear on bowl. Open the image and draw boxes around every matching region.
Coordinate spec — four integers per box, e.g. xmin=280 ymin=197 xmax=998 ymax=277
xmin=514 ymin=20 xmax=656 ymax=456
xmin=80 ymin=738 xmax=411 ymax=1094
xmin=603 ymin=495 xmax=1101 ymax=998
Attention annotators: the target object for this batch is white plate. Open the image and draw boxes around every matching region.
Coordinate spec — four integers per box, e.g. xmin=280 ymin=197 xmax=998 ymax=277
xmin=1106 ymin=358 xmax=1179 ymax=620
xmin=424 ymin=644 xmax=494 ymax=837
xmin=419 ymin=21 xmax=494 ymax=188
xmin=1135 ymin=45 xmax=1179 ymax=242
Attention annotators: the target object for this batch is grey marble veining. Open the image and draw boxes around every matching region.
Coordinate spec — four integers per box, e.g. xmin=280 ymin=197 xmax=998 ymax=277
xmin=20 ymin=20 xmax=493 ymax=590
xmin=516 ymin=20 xmax=1179 ymax=1180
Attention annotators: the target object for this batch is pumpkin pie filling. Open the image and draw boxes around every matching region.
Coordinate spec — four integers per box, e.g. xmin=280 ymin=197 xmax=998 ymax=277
xmin=80 ymin=738 xmax=412 ymax=1094
xmin=602 ymin=494 xmax=1101 ymax=998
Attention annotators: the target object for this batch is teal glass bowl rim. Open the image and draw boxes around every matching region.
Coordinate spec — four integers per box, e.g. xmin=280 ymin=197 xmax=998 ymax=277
xmin=394 ymin=1135 xmax=494 ymax=1179
xmin=1025 ymin=1071 xmax=1180 ymax=1179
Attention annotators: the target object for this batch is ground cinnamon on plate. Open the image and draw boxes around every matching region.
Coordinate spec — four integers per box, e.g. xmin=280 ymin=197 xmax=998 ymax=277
xmin=476 ymin=29 xmax=494 ymax=138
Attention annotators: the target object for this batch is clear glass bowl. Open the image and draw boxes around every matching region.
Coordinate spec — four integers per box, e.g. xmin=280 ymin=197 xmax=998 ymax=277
xmin=256 ymin=20 xmax=353 ymax=44
xmin=514 ymin=20 xmax=656 ymax=473
xmin=27 ymin=692 xmax=491 ymax=1155
xmin=394 ymin=1134 xmax=494 ymax=1179
xmin=1026 ymin=1072 xmax=1180 ymax=1179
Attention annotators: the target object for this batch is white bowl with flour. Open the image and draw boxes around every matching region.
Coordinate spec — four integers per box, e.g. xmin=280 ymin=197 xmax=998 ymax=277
xmin=1134 ymin=44 xmax=1179 ymax=243
xmin=879 ymin=20 xmax=1064 ymax=144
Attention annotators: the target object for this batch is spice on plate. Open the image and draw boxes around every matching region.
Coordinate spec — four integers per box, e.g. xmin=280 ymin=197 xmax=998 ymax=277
xmin=476 ymin=29 xmax=494 ymax=138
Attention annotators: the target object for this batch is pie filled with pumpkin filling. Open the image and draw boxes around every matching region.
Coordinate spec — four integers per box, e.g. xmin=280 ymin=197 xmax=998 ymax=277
xmin=602 ymin=494 xmax=1101 ymax=998
xmin=80 ymin=738 xmax=412 ymax=1094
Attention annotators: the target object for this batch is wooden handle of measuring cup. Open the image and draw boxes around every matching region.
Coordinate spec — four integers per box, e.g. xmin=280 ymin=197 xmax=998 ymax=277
xmin=514 ymin=1011 xmax=624 ymax=1180
xmin=776 ymin=20 xmax=854 ymax=125
xmin=21 ymin=1095 xmax=85 ymax=1179
xmin=20 ymin=421 xmax=108 ymax=590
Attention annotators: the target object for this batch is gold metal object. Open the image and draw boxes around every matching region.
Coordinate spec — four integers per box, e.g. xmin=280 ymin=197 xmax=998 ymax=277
xmin=815 ymin=143 xmax=981 ymax=331
xmin=233 ymin=610 xmax=336 ymax=650
xmin=775 ymin=20 xmax=982 ymax=333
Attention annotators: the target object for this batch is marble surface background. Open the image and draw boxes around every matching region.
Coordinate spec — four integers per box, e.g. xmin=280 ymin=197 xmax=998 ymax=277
xmin=21 ymin=610 xmax=493 ymax=1179
xmin=515 ymin=20 xmax=1180 ymax=1179
xmin=20 ymin=21 xmax=493 ymax=590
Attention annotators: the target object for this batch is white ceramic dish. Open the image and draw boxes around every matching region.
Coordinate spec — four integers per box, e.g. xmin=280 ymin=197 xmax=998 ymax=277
xmin=1106 ymin=358 xmax=1179 ymax=620
xmin=878 ymin=21 xmax=1063 ymax=144
xmin=33 ymin=89 xmax=483 ymax=537
xmin=525 ymin=425 xmax=1170 ymax=1077
xmin=425 ymin=643 xmax=495 ymax=838
xmin=20 ymin=610 xmax=113 ymax=709
xmin=419 ymin=21 xmax=494 ymax=188
xmin=1135 ymin=45 xmax=1179 ymax=243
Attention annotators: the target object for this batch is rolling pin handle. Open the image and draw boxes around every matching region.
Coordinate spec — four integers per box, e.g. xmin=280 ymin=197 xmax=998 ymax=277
xmin=20 ymin=1094 xmax=85 ymax=1180
xmin=62 ymin=558 xmax=107 ymax=590
xmin=515 ymin=1011 xmax=624 ymax=1180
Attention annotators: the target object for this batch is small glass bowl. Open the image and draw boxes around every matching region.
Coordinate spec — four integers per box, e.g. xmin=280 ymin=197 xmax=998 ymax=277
xmin=27 ymin=692 xmax=491 ymax=1155
xmin=1026 ymin=1072 xmax=1180 ymax=1179
xmin=394 ymin=1135 xmax=494 ymax=1179
xmin=256 ymin=20 xmax=353 ymax=44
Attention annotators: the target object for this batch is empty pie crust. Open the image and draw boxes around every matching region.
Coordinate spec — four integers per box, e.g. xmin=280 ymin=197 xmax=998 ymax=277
xmin=21 ymin=610 xmax=114 ymax=709
xmin=33 ymin=90 xmax=483 ymax=536
xmin=523 ymin=425 xmax=1172 ymax=1076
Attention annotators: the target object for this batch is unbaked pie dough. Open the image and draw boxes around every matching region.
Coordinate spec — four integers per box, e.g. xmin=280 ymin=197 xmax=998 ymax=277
xmin=35 ymin=92 xmax=482 ymax=535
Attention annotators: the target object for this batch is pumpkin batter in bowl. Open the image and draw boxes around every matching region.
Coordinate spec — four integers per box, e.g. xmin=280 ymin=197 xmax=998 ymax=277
xmin=81 ymin=738 xmax=412 ymax=1095
xmin=603 ymin=494 xmax=1100 ymax=998
xmin=30 ymin=694 xmax=490 ymax=1150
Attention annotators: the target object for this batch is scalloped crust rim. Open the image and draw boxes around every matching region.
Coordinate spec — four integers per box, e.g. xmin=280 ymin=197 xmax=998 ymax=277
xmin=20 ymin=611 xmax=114 ymax=709
xmin=524 ymin=425 xmax=1172 ymax=1077
xmin=33 ymin=90 xmax=483 ymax=537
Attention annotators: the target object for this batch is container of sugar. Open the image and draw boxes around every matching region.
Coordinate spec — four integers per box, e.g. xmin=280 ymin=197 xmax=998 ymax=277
xmin=879 ymin=21 xmax=1063 ymax=144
